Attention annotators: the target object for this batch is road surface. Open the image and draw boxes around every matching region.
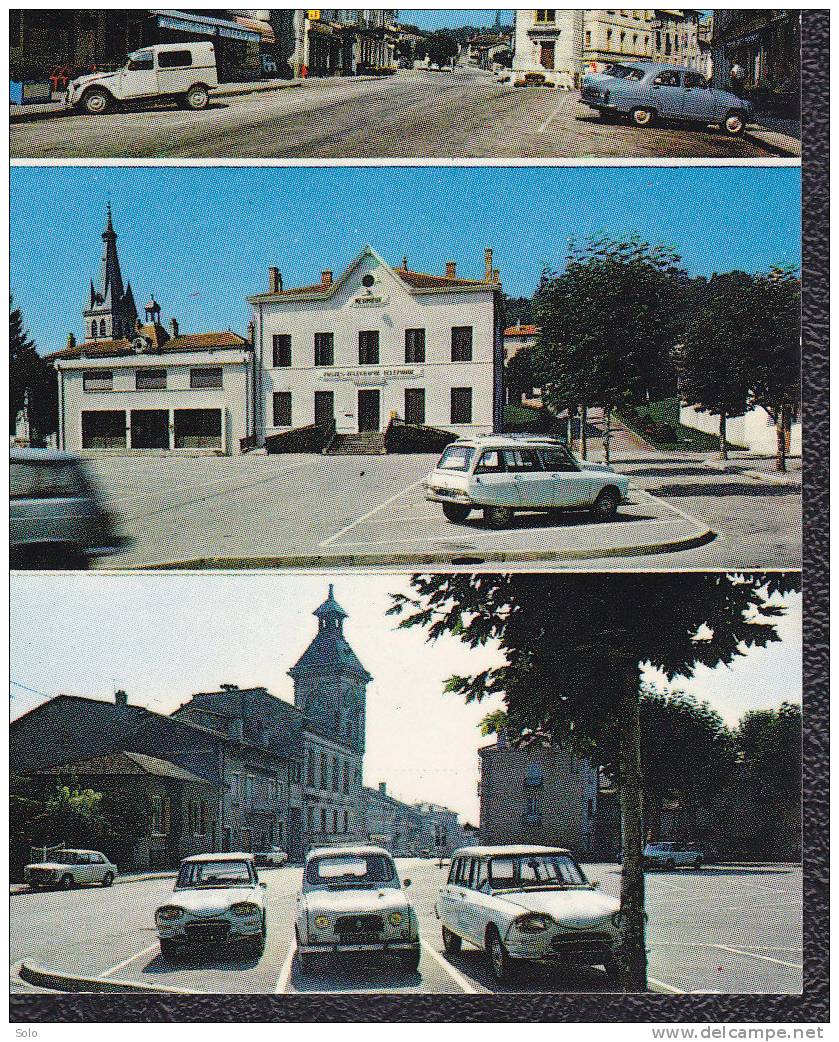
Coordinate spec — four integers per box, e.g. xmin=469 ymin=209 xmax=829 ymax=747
xmin=10 ymin=69 xmax=787 ymax=160
xmin=11 ymin=859 xmax=802 ymax=995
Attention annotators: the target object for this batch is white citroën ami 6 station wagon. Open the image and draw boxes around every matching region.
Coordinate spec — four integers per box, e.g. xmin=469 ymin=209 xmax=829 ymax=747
xmin=425 ymin=435 xmax=631 ymax=528
xmin=436 ymin=846 xmax=624 ymax=984
xmin=295 ymin=846 xmax=420 ymax=975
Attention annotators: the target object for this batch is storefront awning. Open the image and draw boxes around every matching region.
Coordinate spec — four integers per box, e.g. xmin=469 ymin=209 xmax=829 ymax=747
xmin=234 ymin=16 xmax=276 ymax=45
xmin=151 ymin=10 xmax=261 ymax=44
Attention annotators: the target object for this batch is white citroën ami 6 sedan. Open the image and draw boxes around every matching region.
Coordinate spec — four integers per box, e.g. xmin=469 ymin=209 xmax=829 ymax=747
xmin=155 ymin=853 xmax=267 ymax=959
xmin=295 ymin=846 xmax=421 ymax=975
xmin=436 ymin=846 xmax=624 ymax=984
xmin=425 ymin=436 xmax=631 ymax=528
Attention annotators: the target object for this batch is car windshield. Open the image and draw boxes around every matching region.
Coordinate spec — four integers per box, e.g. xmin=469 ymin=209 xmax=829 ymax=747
xmin=436 ymin=445 xmax=476 ymax=472
xmin=603 ymin=63 xmax=645 ymax=80
xmin=306 ymin=854 xmax=397 ymax=889
xmin=487 ymin=854 xmax=588 ymax=890
xmin=176 ymin=860 xmax=252 ymax=888
xmin=10 ymin=461 xmax=87 ymax=500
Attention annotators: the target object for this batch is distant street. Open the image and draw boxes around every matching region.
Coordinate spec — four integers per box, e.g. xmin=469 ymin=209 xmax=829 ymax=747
xmin=11 ymin=858 xmax=802 ymax=995
xmin=10 ymin=69 xmax=787 ymax=160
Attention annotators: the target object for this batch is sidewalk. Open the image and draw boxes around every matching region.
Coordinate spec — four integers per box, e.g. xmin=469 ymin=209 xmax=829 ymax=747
xmin=701 ymin=451 xmax=802 ymax=486
xmin=9 ymin=76 xmax=303 ymax=124
xmin=11 ymin=868 xmax=175 ymax=894
xmin=745 ymin=113 xmax=801 ymax=157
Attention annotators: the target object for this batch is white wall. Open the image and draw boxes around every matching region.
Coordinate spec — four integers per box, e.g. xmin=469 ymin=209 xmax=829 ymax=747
xmin=253 ymin=252 xmax=499 ymax=438
xmin=680 ymin=403 xmax=802 ymax=456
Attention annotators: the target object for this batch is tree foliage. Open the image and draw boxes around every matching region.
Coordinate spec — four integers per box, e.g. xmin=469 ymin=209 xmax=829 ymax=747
xmin=10 ymin=296 xmax=58 ymax=439
xmin=737 ymin=700 xmax=801 ymax=801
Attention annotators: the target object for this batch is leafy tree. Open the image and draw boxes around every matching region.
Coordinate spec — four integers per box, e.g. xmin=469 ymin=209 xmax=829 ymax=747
xmin=533 ymin=236 xmax=687 ymax=461
xmin=747 ymin=268 xmax=801 ymax=472
xmin=425 ymin=30 xmax=459 ymax=68
xmin=677 ymin=272 xmax=759 ymax=459
xmin=737 ymin=701 xmax=801 ymax=801
xmin=390 ymin=572 xmax=798 ymax=990
xmin=10 ymin=296 xmax=58 ymax=440
xmin=505 ymin=345 xmax=537 ymax=406
xmin=503 ymin=294 xmax=534 ymax=327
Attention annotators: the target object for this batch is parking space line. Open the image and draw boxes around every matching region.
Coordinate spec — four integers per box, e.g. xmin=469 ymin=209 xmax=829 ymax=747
xmin=634 ymin=488 xmax=710 ymax=531
xmin=99 ymin=941 xmax=160 ymax=979
xmin=647 ymin=975 xmax=684 ymax=994
xmin=711 ymin=945 xmax=802 ymax=970
xmin=274 ymin=941 xmax=297 ymax=994
xmin=537 ymin=95 xmax=573 ymax=134
xmin=318 ymin=479 xmax=426 ymax=547
xmin=419 ymin=939 xmax=478 ymax=994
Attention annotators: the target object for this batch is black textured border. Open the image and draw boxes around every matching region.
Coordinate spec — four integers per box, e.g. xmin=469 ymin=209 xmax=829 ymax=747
xmin=9 ymin=8 xmax=828 ymax=1025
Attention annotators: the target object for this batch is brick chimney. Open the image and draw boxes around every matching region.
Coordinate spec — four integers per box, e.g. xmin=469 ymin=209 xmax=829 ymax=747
xmin=484 ymin=248 xmax=493 ymax=282
xmin=169 ymin=317 xmax=179 ymax=338
xmin=445 ymin=260 xmax=457 ymax=278
xmin=321 ymin=270 xmax=333 ymax=287
xmin=379 ymin=781 xmax=387 ymax=795
xmin=115 ymin=689 xmax=128 ymax=708
xmin=401 ymin=256 xmax=408 ymax=271
xmin=492 ymin=268 xmax=500 ymax=283
xmin=66 ymin=332 xmax=76 ymax=350
xmin=268 ymin=267 xmax=282 ymax=293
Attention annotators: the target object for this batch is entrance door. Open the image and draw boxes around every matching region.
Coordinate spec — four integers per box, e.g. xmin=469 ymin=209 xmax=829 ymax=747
xmin=131 ymin=409 xmax=169 ymax=449
xmin=173 ymin=409 xmax=222 ymax=450
xmin=81 ymin=410 xmax=126 ymax=449
xmin=539 ymin=42 xmax=555 ymax=70
xmin=314 ymin=391 xmax=334 ymax=428
xmin=357 ymin=389 xmax=380 ymax=432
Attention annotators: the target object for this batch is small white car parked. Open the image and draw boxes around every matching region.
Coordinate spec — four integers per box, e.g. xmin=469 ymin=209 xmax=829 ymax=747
xmin=24 ymin=849 xmax=117 ymax=890
xmin=643 ymin=842 xmax=703 ymax=870
xmin=295 ymin=846 xmax=420 ymax=975
xmin=155 ymin=853 xmax=267 ymax=959
xmin=65 ymin=42 xmax=217 ymax=115
xmin=436 ymin=846 xmax=624 ymax=984
xmin=253 ymin=846 xmax=289 ymax=867
xmin=425 ymin=436 xmax=631 ymax=528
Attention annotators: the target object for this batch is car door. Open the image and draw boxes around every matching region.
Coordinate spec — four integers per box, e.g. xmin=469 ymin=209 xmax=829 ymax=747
xmin=120 ymin=49 xmax=159 ymax=99
xmin=650 ymin=69 xmax=685 ymax=119
xmin=681 ymin=72 xmax=713 ymax=122
xmin=471 ymin=449 xmax=518 ymax=507
xmin=456 ymin=858 xmax=485 ymax=945
xmin=90 ymin=853 xmax=108 ymax=883
xmin=502 ymin=449 xmax=551 ymax=507
xmin=437 ymin=857 xmax=461 ymax=932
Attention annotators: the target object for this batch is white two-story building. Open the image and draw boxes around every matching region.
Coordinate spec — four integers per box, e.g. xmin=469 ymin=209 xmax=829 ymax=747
xmin=247 ymin=245 xmax=505 ymax=441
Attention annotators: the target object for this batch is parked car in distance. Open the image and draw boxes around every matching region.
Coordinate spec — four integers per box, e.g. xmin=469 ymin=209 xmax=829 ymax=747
xmin=253 ymin=846 xmax=289 ymax=867
xmin=295 ymin=846 xmax=420 ymax=975
xmin=10 ymin=448 xmax=126 ymax=568
xmin=436 ymin=846 xmax=623 ymax=984
xmin=65 ymin=42 xmax=217 ymax=114
xmin=155 ymin=853 xmax=267 ymax=959
xmin=24 ymin=849 xmax=117 ymax=890
xmin=425 ymin=435 xmax=631 ymax=528
xmin=581 ymin=62 xmax=752 ymax=136
xmin=643 ymin=842 xmax=703 ymax=870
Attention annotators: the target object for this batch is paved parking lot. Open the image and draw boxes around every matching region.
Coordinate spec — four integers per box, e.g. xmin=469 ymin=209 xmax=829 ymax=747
xmin=73 ymin=448 xmax=799 ymax=571
xmin=11 ymin=859 xmax=802 ymax=995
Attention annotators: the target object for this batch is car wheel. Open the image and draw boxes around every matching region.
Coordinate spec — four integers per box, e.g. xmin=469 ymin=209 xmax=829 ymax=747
xmin=81 ymin=88 xmax=112 ymax=115
xmin=483 ymin=506 xmax=515 ymax=529
xmin=101 ymin=872 xmax=114 ymax=887
xmin=442 ymin=925 xmax=462 ymax=955
xmin=185 ymin=84 xmax=210 ymax=110
xmin=486 ymin=925 xmax=516 ymax=984
xmin=631 ymin=107 xmax=655 ymax=128
xmin=159 ymin=938 xmax=180 ymax=960
xmin=60 ymin=874 xmax=75 ymax=890
xmin=591 ymin=488 xmax=620 ymax=519
xmin=442 ymin=503 xmax=471 ymax=523
xmin=722 ymin=110 xmax=746 ymax=136
xmin=398 ymin=948 xmax=421 ymax=973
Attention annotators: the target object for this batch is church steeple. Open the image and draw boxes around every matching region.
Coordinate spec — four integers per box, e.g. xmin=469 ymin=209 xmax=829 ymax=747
xmin=83 ymin=204 xmax=138 ymax=343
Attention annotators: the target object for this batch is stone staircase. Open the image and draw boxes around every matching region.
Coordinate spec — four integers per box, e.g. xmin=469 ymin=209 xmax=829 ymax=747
xmin=324 ymin=432 xmax=386 ymax=455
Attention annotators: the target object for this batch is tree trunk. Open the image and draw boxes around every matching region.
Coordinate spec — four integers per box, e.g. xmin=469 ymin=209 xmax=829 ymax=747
xmin=580 ymin=405 xmax=588 ymax=460
xmin=604 ymin=406 xmax=612 ymax=465
xmin=618 ymin=666 xmax=648 ymax=991
xmin=719 ymin=410 xmax=728 ymax=460
xmin=775 ymin=405 xmax=788 ymax=473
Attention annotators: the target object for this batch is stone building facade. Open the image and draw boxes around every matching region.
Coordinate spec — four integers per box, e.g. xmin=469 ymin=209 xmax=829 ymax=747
xmin=478 ymin=740 xmax=599 ymax=856
xmin=710 ymin=10 xmax=800 ymax=107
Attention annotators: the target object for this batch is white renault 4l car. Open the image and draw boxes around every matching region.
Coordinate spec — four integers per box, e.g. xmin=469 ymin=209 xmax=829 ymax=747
xmin=155 ymin=853 xmax=267 ymax=959
xmin=436 ymin=846 xmax=624 ymax=984
xmin=425 ymin=436 xmax=630 ymax=528
xmin=24 ymin=849 xmax=117 ymax=890
xmin=295 ymin=846 xmax=420 ymax=975
xmin=65 ymin=42 xmax=217 ymax=114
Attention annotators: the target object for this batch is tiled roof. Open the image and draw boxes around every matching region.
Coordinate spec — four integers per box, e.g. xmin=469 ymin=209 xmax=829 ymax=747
xmin=504 ymin=324 xmax=540 ymax=337
xmin=48 ymin=329 xmax=249 ymax=362
xmin=288 ymin=626 xmax=372 ymax=681
xmin=265 ymin=269 xmax=496 ymax=298
xmin=35 ymin=750 xmax=216 ymax=786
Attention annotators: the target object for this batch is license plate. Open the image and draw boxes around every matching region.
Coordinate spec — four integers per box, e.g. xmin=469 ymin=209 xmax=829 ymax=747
xmin=338 ymin=932 xmax=382 ymax=944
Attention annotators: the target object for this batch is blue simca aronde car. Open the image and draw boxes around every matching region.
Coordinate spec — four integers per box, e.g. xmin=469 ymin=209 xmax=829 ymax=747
xmin=581 ymin=62 xmax=752 ymax=136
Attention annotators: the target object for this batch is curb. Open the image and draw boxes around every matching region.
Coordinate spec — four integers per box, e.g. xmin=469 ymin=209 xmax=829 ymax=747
xmin=101 ymin=525 xmax=717 ymax=571
xmin=11 ymin=871 xmax=176 ymax=894
xmin=743 ymin=128 xmax=802 ymax=159
xmin=16 ymin=960 xmax=191 ymax=994
xmin=702 ymin=459 xmax=801 ymax=486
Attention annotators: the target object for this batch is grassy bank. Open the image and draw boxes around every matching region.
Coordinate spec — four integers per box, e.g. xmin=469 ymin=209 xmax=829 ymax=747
xmin=618 ymin=398 xmax=730 ymax=453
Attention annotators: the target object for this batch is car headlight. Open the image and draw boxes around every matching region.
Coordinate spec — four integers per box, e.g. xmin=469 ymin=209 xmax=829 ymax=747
xmin=156 ymin=905 xmax=185 ymax=923
xmin=389 ymin=911 xmax=404 ymax=927
xmin=314 ymin=915 xmax=330 ymax=930
xmin=513 ymin=913 xmax=553 ymax=933
xmin=231 ymin=902 xmax=261 ymax=917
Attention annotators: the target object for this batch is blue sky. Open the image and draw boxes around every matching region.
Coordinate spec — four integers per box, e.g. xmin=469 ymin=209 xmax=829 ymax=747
xmin=400 ymin=10 xmax=512 ymax=29
xmin=11 ymin=165 xmax=800 ymax=356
